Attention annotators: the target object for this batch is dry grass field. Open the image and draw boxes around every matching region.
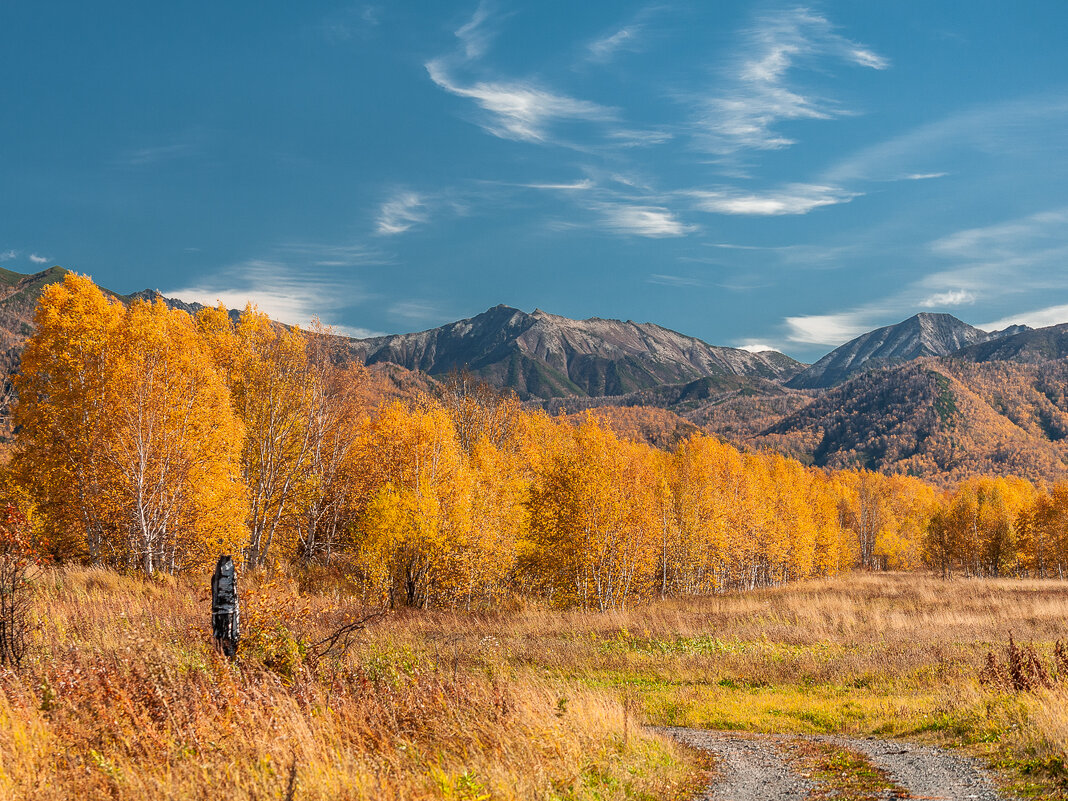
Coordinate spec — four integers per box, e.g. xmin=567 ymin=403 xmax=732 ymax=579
xmin=3 ymin=569 xmax=1068 ymax=799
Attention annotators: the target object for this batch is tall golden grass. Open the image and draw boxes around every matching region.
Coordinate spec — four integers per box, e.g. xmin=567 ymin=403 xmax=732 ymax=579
xmin=0 ymin=568 xmax=694 ymax=801
xmin=4 ymin=569 xmax=1068 ymax=799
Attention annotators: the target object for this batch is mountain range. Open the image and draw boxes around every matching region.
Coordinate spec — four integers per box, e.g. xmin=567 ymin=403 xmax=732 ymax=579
xmin=3 ymin=266 xmax=1068 ymax=483
xmin=345 ymin=304 xmax=802 ymax=399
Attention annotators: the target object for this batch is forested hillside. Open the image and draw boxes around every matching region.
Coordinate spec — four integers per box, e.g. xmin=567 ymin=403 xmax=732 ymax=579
xmin=752 ymin=359 xmax=1068 ymax=483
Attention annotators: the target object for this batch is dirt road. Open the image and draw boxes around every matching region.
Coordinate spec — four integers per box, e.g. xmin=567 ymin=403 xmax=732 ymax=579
xmin=661 ymin=727 xmax=1012 ymax=800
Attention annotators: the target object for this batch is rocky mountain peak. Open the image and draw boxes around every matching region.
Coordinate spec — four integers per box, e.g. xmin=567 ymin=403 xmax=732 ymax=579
xmin=787 ymin=312 xmax=1003 ymax=389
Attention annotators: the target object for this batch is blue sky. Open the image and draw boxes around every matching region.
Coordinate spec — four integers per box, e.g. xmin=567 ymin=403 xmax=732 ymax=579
xmin=3 ymin=1 xmax=1068 ymax=361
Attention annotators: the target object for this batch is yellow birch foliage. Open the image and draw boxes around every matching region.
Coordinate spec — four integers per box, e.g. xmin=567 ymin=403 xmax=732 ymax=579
xmin=106 ymin=297 xmax=247 ymax=573
xmin=12 ymin=275 xmax=247 ymax=573
xmin=12 ymin=274 xmax=125 ymax=562
xmin=355 ymin=402 xmax=473 ymax=608
xmin=527 ymin=415 xmax=658 ymax=610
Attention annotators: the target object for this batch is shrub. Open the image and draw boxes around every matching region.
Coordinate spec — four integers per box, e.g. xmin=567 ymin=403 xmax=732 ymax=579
xmin=0 ymin=504 xmax=45 ymax=670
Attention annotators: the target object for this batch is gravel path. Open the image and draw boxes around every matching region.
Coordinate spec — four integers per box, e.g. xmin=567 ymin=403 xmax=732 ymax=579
xmin=659 ymin=728 xmax=812 ymax=801
xmin=818 ymin=735 xmax=1009 ymax=801
xmin=658 ymin=727 xmax=1014 ymax=801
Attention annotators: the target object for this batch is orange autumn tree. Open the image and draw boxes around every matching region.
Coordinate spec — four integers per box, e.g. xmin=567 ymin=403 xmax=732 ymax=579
xmin=106 ymin=297 xmax=247 ymax=573
xmin=12 ymin=275 xmax=247 ymax=573
xmin=11 ymin=274 xmax=124 ymax=562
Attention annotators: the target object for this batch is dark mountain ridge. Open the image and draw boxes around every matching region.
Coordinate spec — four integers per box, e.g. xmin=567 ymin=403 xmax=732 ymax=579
xmin=345 ymin=304 xmax=805 ymax=399
xmin=952 ymin=322 xmax=1068 ymax=365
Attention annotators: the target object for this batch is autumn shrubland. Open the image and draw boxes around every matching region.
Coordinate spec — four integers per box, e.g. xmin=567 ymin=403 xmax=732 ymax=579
xmin=5 ymin=274 xmax=1068 ymax=797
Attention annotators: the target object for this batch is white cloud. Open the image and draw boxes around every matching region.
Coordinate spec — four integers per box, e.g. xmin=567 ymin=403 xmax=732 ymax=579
xmin=587 ymin=26 xmax=640 ymax=63
xmin=601 ymin=205 xmax=694 ymax=237
xmin=606 ymin=128 xmax=673 ymax=147
xmin=328 ymin=323 xmax=386 ymax=339
xmin=697 ymin=8 xmax=887 ymax=155
xmin=0 ymin=250 xmax=16 ymax=261
xmin=28 ymin=253 xmax=50 ymax=264
xmin=736 ymin=342 xmax=781 ymax=353
xmin=521 ymin=179 xmax=594 ymax=191
xmin=376 ymin=191 xmax=429 ymax=235
xmin=584 ymin=5 xmax=667 ymax=65
xmin=785 ymin=311 xmax=874 ymax=345
xmin=919 ymin=290 xmax=976 ymax=308
xmin=164 ymin=260 xmax=366 ymax=330
xmin=686 ymin=183 xmax=859 ymax=216
xmin=455 ymin=1 xmax=496 ymax=60
xmin=902 ymin=172 xmax=948 ymax=181
xmin=982 ymin=304 xmax=1068 ymax=331
xmin=426 ymin=60 xmax=616 ymax=143
xmin=648 ymin=273 xmax=704 ymax=287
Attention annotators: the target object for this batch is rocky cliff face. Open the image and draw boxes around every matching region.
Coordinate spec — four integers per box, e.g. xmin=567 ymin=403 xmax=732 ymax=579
xmin=787 ymin=313 xmax=1025 ymax=389
xmin=345 ymin=305 xmax=805 ymax=399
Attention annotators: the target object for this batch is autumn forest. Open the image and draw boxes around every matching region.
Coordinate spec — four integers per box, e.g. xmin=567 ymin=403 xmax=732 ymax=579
xmin=6 ymin=274 xmax=1068 ymax=611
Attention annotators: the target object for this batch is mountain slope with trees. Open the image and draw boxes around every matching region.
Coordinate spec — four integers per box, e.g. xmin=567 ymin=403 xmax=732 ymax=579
xmin=755 ymin=359 xmax=1068 ymax=483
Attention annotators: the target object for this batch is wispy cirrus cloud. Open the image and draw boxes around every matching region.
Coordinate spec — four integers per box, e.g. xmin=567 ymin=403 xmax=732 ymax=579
xmin=584 ymin=5 xmax=668 ymax=65
xmin=906 ymin=207 xmax=1068 ymax=316
xmin=376 ymin=191 xmax=430 ymax=235
xmin=426 ymin=60 xmax=616 ymax=143
xmin=696 ymin=7 xmax=886 ymax=156
xmin=518 ymin=179 xmax=594 ymax=191
xmin=825 ymin=94 xmax=1068 ymax=183
xmin=454 ymin=1 xmax=498 ymax=60
xmin=164 ymin=260 xmax=370 ymax=329
xmin=784 ymin=309 xmax=880 ymax=345
xmin=425 ymin=4 xmax=616 ymax=145
xmin=277 ymin=242 xmax=391 ymax=268
xmin=769 ymin=207 xmax=1068 ymax=349
xmin=931 ymin=208 xmax=1068 ymax=260
xmin=317 ymin=4 xmax=381 ymax=43
xmin=587 ymin=27 xmax=641 ymax=64
xmin=164 ymin=241 xmax=388 ymax=336
xmin=375 ymin=189 xmax=472 ymax=236
xmin=606 ymin=128 xmax=673 ymax=147
xmin=647 ymin=273 xmax=705 ymax=288
xmin=600 ymin=204 xmax=694 ymax=238
xmin=684 ymin=183 xmax=859 ymax=216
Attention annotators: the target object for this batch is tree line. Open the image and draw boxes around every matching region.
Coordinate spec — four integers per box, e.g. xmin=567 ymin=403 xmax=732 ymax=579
xmin=6 ymin=275 xmax=1068 ymax=609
